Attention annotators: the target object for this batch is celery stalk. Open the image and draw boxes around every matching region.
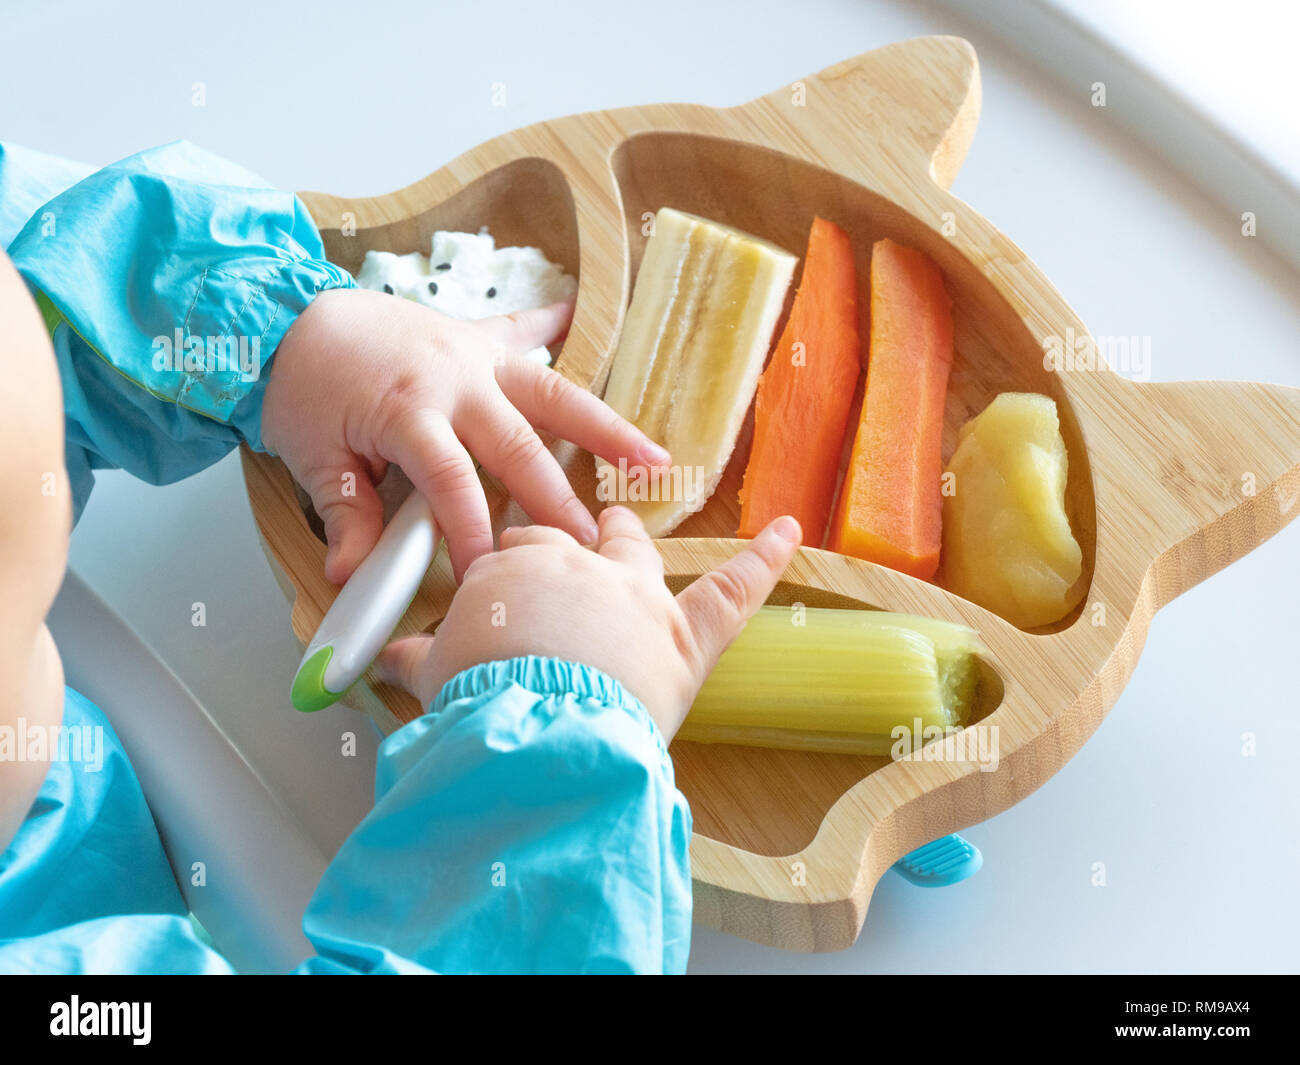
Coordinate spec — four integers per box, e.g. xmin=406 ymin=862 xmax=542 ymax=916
xmin=679 ymin=606 xmax=984 ymax=755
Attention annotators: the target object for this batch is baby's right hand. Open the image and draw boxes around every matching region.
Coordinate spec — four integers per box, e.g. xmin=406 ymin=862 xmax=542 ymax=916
xmin=376 ymin=507 xmax=801 ymax=740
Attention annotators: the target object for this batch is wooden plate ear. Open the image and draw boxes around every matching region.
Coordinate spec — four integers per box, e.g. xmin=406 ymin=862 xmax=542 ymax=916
xmin=734 ymin=35 xmax=982 ymax=191
xmin=1081 ymin=377 xmax=1300 ymax=611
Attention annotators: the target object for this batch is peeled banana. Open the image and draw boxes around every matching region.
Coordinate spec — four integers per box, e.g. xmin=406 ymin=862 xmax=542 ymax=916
xmin=597 ymin=207 xmax=797 ymax=536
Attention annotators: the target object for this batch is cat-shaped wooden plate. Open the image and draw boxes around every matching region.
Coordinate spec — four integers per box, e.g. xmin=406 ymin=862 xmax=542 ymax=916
xmin=241 ymin=36 xmax=1300 ymax=952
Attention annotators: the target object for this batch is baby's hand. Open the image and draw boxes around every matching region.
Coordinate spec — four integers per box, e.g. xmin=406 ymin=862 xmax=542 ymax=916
xmin=375 ymin=508 xmax=801 ymax=740
xmin=261 ymin=289 xmax=670 ymax=583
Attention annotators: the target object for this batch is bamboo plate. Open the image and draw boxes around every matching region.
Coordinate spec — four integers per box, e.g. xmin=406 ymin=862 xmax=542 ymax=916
xmin=241 ymin=36 xmax=1300 ymax=952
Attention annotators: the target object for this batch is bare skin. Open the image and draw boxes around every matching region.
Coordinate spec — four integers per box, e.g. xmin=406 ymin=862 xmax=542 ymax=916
xmin=376 ymin=508 xmax=802 ymax=740
xmin=0 ymin=250 xmax=72 ymax=852
xmin=265 ymin=288 xmax=806 ymax=736
xmin=263 ymin=289 xmax=671 ymax=583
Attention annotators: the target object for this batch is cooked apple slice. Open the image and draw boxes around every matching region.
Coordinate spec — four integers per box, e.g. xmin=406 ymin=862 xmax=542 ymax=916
xmin=941 ymin=392 xmax=1085 ymax=628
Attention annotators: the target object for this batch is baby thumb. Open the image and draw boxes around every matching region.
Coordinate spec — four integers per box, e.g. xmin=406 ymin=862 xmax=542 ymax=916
xmin=675 ymin=516 xmax=802 ymax=678
xmin=373 ymin=635 xmax=439 ymax=707
xmin=309 ymin=459 xmax=386 ymax=585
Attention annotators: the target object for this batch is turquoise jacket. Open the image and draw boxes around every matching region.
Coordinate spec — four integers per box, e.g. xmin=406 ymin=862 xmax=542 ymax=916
xmin=0 ymin=142 xmax=692 ymax=974
xmin=2 ymin=140 xmax=354 ymax=520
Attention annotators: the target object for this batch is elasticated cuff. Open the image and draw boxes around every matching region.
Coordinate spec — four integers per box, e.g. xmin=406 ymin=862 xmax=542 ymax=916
xmin=430 ymin=655 xmax=670 ymax=760
xmin=226 ymin=255 xmax=356 ymax=452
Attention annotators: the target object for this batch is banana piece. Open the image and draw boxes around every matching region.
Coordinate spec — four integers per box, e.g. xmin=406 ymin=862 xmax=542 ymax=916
xmin=598 ymin=208 xmax=797 ymax=536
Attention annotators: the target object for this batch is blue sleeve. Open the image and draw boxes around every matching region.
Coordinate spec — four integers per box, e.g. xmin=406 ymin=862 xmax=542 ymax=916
xmin=0 ymin=142 xmax=94 ymax=247
xmin=297 ymin=656 xmax=694 ymax=975
xmin=2 ymin=140 xmax=355 ymax=518
xmin=0 ymin=688 xmax=233 ymax=974
xmin=0 ymin=659 xmax=693 ymax=975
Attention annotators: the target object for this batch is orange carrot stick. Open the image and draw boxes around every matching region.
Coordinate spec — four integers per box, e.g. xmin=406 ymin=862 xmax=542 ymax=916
xmin=827 ymin=238 xmax=953 ymax=579
xmin=737 ymin=217 xmax=860 ymax=545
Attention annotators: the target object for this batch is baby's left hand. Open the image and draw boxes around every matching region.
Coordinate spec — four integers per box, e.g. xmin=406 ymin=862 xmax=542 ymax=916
xmin=261 ymin=288 xmax=669 ymax=583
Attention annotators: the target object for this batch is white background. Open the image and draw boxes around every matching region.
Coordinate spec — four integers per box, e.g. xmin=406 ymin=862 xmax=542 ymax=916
xmin=3 ymin=0 xmax=1297 ymax=973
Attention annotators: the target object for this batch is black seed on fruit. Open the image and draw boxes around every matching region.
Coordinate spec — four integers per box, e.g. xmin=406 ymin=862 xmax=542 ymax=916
xmin=436 ymin=262 xmax=451 ymax=271
xmin=428 ymin=281 xmax=438 ymax=295
xmin=383 ymin=284 xmax=394 ymax=295
xmin=486 ymin=287 xmax=497 ymax=298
